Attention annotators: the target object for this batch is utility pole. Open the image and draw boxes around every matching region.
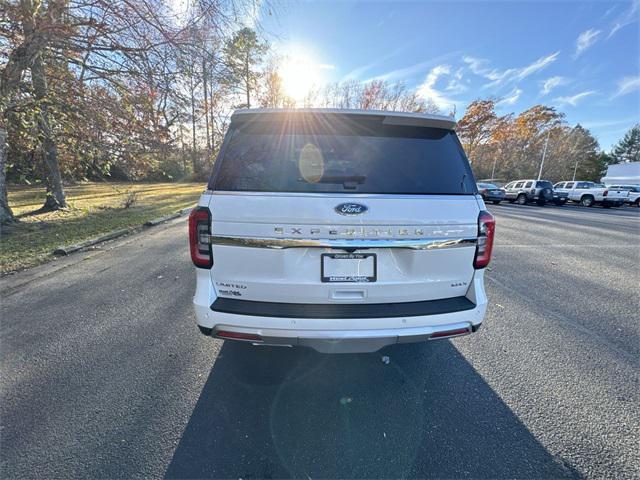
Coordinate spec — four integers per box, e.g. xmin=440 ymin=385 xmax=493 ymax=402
xmin=491 ymin=157 xmax=498 ymax=181
xmin=537 ymin=131 xmax=551 ymax=181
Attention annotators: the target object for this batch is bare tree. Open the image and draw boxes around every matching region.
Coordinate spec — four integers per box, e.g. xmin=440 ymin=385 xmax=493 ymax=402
xmin=301 ymin=79 xmax=440 ymax=114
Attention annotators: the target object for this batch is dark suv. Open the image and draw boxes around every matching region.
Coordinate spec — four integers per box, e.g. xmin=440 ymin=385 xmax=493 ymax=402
xmin=504 ymin=179 xmax=568 ymax=206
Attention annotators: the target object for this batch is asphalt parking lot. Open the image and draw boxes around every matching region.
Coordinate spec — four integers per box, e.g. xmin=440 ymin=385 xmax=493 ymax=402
xmin=1 ymin=203 xmax=639 ymax=479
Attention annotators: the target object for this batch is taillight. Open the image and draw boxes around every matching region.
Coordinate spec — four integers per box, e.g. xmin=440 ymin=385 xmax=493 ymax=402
xmin=603 ymin=190 xmax=608 ymax=197
xmin=474 ymin=210 xmax=495 ymax=269
xmin=189 ymin=207 xmax=213 ymax=268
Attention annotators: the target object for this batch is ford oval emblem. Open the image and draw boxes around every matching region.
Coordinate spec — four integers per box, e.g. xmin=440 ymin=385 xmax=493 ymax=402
xmin=335 ymin=203 xmax=368 ymax=216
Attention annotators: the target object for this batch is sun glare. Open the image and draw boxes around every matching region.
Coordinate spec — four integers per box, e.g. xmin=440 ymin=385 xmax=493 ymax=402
xmin=278 ymin=49 xmax=328 ymax=103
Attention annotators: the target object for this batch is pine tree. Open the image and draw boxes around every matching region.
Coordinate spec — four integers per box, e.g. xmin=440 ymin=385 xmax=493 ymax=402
xmin=222 ymin=28 xmax=268 ymax=109
xmin=611 ymin=124 xmax=640 ymax=163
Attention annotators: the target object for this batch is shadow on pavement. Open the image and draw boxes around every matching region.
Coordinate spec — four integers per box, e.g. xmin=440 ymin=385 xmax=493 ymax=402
xmin=165 ymin=341 xmax=580 ymax=479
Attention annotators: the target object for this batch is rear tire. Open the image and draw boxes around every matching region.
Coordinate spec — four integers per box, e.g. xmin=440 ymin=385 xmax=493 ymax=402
xmin=603 ymin=203 xmax=611 ymax=209
xmin=492 ymin=200 xmax=501 ymax=205
xmin=580 ymin=195 xmax=594 ymax=207
xmin=635 ymin=199 xmax=640 ymax=207
xmin=516 ymin=194 xmax=527 ymax=205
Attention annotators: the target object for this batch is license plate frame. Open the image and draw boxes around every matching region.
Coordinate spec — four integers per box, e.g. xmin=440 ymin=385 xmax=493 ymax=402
xmin=321 ymin=253 xmax=377 ymax=283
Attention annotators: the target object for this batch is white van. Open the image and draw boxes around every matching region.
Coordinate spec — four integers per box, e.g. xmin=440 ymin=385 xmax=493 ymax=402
xmin=189 ymin=109 xmax=494 ymax=353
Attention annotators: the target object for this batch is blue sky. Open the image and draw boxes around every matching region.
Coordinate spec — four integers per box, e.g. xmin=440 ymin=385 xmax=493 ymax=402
xmin=260 ymin=0 xmax=639 ymax=150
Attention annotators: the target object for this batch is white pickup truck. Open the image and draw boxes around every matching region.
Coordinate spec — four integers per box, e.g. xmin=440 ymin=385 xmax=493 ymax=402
xmin=553 ymin=181 xmax=628 ymax=208
xmin=608 ymin=185 xmax=640 ymax=207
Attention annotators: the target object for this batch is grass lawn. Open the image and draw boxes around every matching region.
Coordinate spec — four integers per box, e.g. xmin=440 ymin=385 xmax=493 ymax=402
xmin=1 ymin=182 xmax=204 ymax=274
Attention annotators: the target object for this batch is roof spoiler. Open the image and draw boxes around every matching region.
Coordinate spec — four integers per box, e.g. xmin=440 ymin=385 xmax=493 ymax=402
xmin=231 ymin=108 xmax=457 ymax=130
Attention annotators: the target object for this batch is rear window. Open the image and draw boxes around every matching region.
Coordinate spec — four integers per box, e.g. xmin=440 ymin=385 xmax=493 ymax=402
xmin=210 ymin=115 xmax=476 ymax=194
xmin=536 ymin=181 xmax=553 ymax=188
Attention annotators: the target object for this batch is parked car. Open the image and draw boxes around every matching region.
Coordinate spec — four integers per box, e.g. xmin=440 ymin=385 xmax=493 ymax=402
xmin=189 ymin=108 xmax=493 ymax=353
xmin=553 ymin=181 xmax=628 ymax=208
xmin=607 ymin=185 xmax=640 ymax=206
xmin=503 ymin=179 xmax=568 ymax=206
xmin=477 ymin=183 xmax=505 ymax=204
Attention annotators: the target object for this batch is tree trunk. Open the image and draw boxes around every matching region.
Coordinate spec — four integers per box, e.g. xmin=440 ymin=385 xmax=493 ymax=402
xmin=245 ymin=52 xmax=250 ymax=108
xmin=179 ymin=123 xmax=186 ymax=173
xmin=202 ymin=57 xmax=211 ymax=152
xmin=209 ymin=79 xmax=216 ymax=157
xmin=0 ymin=129 xmax=16 ymax=224
xmin=190 ymin=74 xmax=197 ymax=174
xmin=31 ymin=54 xmax=67 ymax=210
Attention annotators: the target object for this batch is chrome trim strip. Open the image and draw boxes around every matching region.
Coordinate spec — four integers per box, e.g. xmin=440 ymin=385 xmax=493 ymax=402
xmin=208 ymin=235 xmax=477 ymax=250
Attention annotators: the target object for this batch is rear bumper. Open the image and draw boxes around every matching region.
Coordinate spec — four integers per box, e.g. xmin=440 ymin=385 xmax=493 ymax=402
xmin=484 ymin=194 xmax=504 ymax=201
xmin=198 ymin=321 xmax=482 ymax=353
xmin=193 ymin=270 xmax=488 ymax=353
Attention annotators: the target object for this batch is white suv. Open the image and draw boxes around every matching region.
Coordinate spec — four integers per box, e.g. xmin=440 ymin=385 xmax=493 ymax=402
xmin=189 ymin=109 xmax=494 ymax=353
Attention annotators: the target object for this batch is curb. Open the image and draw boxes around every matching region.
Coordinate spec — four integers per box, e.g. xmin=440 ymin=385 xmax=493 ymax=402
xmin=53 ymin=206 xmax=194 ymax=256
xmin=144 ymin=207 xmax=193 ymax=226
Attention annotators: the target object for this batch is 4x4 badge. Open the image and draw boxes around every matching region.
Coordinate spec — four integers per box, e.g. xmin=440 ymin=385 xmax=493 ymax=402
xmin=335 ymin=203 xmax=368 ymax=216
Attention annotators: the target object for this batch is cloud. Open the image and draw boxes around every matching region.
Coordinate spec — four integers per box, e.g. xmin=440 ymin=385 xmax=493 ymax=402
xmin=462 ymin=56 xmax=505 ymax=83
xmin=608 ymin=0 xmax=639 ymax=38
xmin=602 ymin=4 xmax=618 ymax=19
xmin=368 ymin=50 xmax=461 ymax=82
xmin=514 ymin=52 xmax=560 ymax=82
xmin=582 ymin=116 xmax=638 ymax=129
xmin=553 ymin=90 xmax=596 ymax=106
xmin=342 ymin=44 xmax=409 ymax=80
xmin=613 ymin=76 xmax=640 ymax=97
xmin=574 ymin=29 xmax=601 ymax=57
xmin=464 ymin=52 xmax=560 ymax=88
xmin=463 ymin=56 xmax=489 ymax=76
xmin=372 ymin=60 xmax=441 ymax=82
xmin=540 ymin=76 xmax=569 ymax=95
xmin=445 ymin=68 xmax=467 ymax=94
xmin=416 ymin=64 xmax=459 ymax=111
xmin=344 ymin=62 xmax=379 ymax=81
xmin=497 ymin=87 xmax=522 ymax=106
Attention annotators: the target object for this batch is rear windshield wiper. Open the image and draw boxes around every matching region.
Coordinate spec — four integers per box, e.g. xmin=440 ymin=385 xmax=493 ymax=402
xmin=317 ymin=175 xmax=366 ymax=190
